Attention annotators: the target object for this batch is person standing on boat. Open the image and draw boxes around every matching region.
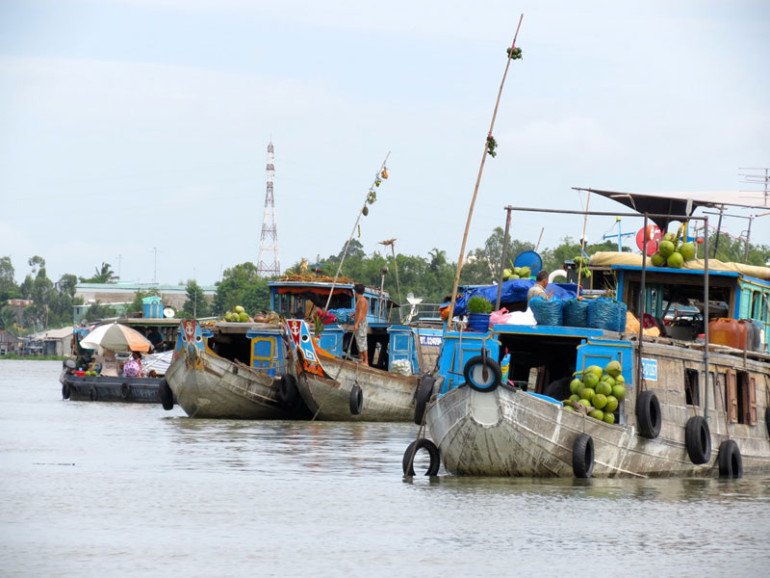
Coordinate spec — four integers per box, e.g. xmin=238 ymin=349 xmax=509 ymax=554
xmin=527 ymin=270 xmax=552 ymax=303
xmin=352 ymin=283 xmax=369 ymax=366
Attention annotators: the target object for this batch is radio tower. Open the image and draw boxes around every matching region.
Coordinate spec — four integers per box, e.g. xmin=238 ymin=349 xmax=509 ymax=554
xmin=257 ymin=141 xmax=281 ymax=277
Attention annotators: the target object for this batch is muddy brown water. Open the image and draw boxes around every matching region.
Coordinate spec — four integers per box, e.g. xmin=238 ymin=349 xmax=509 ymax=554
xmin=1 ymin=360 xmax=769 ymax=576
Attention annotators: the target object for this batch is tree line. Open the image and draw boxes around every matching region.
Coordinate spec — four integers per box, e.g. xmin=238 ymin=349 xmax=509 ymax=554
xmin=2 ymin=229 xmax=768 ymax=334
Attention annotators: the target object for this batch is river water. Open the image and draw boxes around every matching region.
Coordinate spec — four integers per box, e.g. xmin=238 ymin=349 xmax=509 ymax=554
xmin=1 ymin=360 xmax=769 ymax=577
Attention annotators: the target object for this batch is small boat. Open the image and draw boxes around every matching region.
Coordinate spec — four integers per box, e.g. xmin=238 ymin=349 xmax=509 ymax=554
xmin=286 ymin=319 xmax=438 ymax=422
xmin=409 ymin=190 xmax=770 ymax=478
xmin=60 ymin=318 xmax=179 ymax=404
xmin=163 ymin=318 xmax=310 ymax=419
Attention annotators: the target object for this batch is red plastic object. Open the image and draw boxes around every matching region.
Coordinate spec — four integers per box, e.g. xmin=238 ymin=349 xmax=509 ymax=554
xmin=635 ymin=225 xmax=662 ymax=253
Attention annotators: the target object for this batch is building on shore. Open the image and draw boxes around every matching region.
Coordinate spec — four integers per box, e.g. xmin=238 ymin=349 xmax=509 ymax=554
xmin=74 ymin=282 xmax=216 ymax=324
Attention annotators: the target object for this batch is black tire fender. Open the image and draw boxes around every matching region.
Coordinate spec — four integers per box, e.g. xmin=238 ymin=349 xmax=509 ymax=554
xmin=159 ymin=379 xmax=174 ymax=411
xmin=89 ymin=386 xmax=98 ymax=402
xmin=402 ymin=438 xmax=441 ymax=476
xmin=349 ymin=384 xmax=363 ymax=415
xmin=413 ymin=374 xmax=436 ymax=425
xmin=278 ymin=374 xmax=300 ymax=407
xmin=463 ymin=355 xmax=501 ymax=392
xmin=636 ymin=390 xmax=661 ymax=439
xmin=684 ymin=415 xmax=711 ymax=465
xmin=121 ymin=383 xmax=131 ymax=400
xmin=572 ymin=433 xmax=595 ymax=478
xmin=717 ymin=439 xmax=743 ymax=478
xmin=62 ymin=382 xmax=71 ymax=400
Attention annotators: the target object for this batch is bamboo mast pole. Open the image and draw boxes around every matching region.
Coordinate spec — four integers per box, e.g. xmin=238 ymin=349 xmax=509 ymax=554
xmin=324 ymin=152 xmax=391 ymax=311
xmin=576 ymin=191 xmax=592 ymax=291
xmin=445 ymin=14 xmax=524 ymax=326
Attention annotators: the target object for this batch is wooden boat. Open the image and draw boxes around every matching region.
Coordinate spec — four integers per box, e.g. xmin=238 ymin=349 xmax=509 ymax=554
xmin=61 ymin=371 xmax=165 ymax=403
xmin=410 ymin=191 xmax=770 ymax=478
xmin=163 ymin=319 xmax=310 ymax=419
xmin=287 ymin=319 xmax=438 ymax=422
xmin=60 ymin=318 xmax=180 ymax=404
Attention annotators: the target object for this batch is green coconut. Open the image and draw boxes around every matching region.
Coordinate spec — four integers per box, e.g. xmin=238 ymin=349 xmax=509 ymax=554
xmin=569 ymin=378 xmax=583 ymax=395
xmin=580 ymin=388 xmax=596 ymax=403
xmin=611 ymin=384 xmax=626 ymax=402
xmin=658 ymin=239 xmax=675 ymax=258
xmin=650 ymin=252 xmax=666 ymax=267
xmin=605 ymin=360 xmax=622 ymax=378
xmin=589 ymin=409 xmax=605 ymax=421
xmin=667 ymin=251 xmax=684 ymax=268
xmin=596 ymin=381 xmax=612 ymax=396
xmin=679 ymin=242 xmax=696 ymax=261
xmin=593 ymin=393 xmax=608 ymax=410
xmin=604 ymin=395 xmax=619 ymax=413
xmin=603 ymin=412 xmax=616 ymax=425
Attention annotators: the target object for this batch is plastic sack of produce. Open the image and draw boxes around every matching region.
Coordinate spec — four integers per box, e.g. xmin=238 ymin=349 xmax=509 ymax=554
xmin=529 ymin=297 xmax=563 ymax=326
xmin=587 ymin=298 xmax=627 ymax=331
xmin=563 ymin=298 xmax=589 ymax=327
xmin=327 ymin=308 xmax=354 ymax=324
xmin=489 ymin=308 xmax=513 ymax=326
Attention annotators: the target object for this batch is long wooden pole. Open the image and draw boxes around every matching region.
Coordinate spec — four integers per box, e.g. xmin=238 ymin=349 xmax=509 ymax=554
xmin=445 ymin=14 xmax=524 ymax=326
xmin=576 ymin=191 xmax=591 ymax=290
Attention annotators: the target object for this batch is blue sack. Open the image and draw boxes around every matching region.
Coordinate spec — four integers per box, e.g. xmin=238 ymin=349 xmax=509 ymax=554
xmin=563 ymin=298 xmax=589 ymax=327
xmin=587 ymin=298 xmax=627 ymax=332
xmin=529 ymin=297 xmax=563 ymax=326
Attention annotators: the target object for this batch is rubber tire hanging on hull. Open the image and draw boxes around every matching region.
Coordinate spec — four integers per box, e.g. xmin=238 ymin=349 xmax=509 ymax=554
xmin=62 ymin=382 xmax=70 ymax=400
xmin=636 ymin=390 xmax=661 ymax=439
xmin=89 ymin=386 xmax=98 ymax=402
xmin=402 ymin=438 xmax=441 ymax=476
xmin=413 ymin=374 xmax=436 ymax=425
xmin=121 ymin=383 xmax=131 ymax=400
xmin=572 ymin=433 xmax=595 ymax=478
xmin=717 ymin=439 xmax=743 ymax=478
xmin=349 ymin=385 xmax=363 ymax=415
xmin=463 ymin=355 xmax=501 ymax=392
xmin=159 ymin=379 xmax=174 ymax=411
xmin=685 ymin=415 xmax=711 ymax=465
xmin=278 ymin=374 xmax=300 ymax=407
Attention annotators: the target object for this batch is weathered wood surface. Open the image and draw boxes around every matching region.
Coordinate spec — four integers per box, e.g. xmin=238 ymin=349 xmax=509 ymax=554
xmin=427 ymin=342 xmax=770 ymax=477
xmin=166 ymin=347 xmax=308 ymax=419
xmin=296 ymin=357 xmax=420 ymax=422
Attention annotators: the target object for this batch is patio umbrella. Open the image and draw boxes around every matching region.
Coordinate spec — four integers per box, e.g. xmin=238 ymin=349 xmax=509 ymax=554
xmin=79 ymin=322 xmax=153 ymax=353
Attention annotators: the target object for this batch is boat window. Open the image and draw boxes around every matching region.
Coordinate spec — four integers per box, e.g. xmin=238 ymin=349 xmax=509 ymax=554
xmin=736 ymin=370 xmax=756 ymax=425
xmin=684 ymin=368 xmax=699 ymax=406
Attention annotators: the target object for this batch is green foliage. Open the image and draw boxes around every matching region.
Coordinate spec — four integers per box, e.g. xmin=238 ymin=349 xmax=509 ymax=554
xmin=467 ymin=295 xmax=492 ymax=314
xmin=540 ymin=237 xmax=621 ymax=273
xmin=213 ymin=262 xmax=269 ymax=315
xmin=85 ymin=300 xmax=118 ymax=322
xmin=79 ymin=262 xmax=119 ymax=284
xmin=180 ymin=280 xmax=213 ymax=318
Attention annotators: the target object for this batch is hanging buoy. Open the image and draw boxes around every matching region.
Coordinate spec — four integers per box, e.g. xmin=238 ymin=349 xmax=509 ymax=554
xmin=381 ymin=167 xmax=388 ymax=179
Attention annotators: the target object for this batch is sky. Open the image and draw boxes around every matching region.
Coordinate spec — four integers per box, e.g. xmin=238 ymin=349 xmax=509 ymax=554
xmin=1 ymin=0 xmax=768 ymax=287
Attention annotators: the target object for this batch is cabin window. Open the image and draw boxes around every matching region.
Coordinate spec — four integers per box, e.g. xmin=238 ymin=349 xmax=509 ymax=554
xmin=684 ymin=368 xmax=699 ymax=406
xmin=725 ymin=370 xmax=758 ymax=425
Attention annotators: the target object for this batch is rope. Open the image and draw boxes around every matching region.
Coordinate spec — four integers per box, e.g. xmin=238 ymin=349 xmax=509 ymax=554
xmin=324 ymin=153 xmax=391 ymax=312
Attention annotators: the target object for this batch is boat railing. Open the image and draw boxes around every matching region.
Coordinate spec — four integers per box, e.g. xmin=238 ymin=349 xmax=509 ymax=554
xmin=397 ymin=303 xmax=445 ymax=326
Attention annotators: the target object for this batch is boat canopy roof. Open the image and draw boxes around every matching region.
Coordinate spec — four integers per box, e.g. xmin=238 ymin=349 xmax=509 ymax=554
xmin=590 ymin=251 xmax=770 ymax=282
xmin=577 ymin=187 xmax=770 ymax=229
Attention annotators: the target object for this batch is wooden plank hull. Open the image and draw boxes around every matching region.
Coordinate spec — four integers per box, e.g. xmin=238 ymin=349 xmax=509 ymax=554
xmin=427 ymin=341 xmax=770 ymax=477
xmin=296 ymin=357 xmax=420 ymax=421
xmin=60 ymin=372 xmax=162 ymax=403
xmin=165 ymin=346 xmax=309 ymax=420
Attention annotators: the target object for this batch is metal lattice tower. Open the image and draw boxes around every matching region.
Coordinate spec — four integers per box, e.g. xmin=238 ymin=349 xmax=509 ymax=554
xmin=257 ymin=142 xmax=281 ymax=277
